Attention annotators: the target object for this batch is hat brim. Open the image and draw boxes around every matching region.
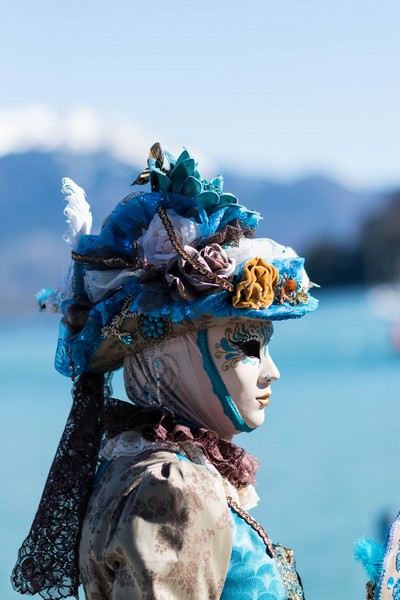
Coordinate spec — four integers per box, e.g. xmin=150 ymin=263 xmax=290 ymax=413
xmin=56 ymin=255 xmax=318 ymax=377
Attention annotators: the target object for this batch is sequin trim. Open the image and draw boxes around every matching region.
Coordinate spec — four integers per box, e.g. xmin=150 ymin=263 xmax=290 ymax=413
xmin=273 ymin=544 xmax=304 ymax=599
xmin=71 ymin=251 xmax=138 ymax=269
xmin=102 ymin=296 xmax=136 ymax=339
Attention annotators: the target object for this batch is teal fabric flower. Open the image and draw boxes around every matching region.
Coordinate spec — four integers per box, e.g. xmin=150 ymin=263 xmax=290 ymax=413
xmin=133 ymin=143 xmax=238 ymax=215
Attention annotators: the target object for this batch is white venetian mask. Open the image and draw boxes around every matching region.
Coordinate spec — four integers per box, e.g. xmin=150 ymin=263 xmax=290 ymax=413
xmin=205 ymin=320 xmax=280 ymax=430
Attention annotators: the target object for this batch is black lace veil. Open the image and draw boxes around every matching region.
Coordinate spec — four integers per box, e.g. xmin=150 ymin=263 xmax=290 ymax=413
xmin=11 ymin=372 xmax=106 ymax=599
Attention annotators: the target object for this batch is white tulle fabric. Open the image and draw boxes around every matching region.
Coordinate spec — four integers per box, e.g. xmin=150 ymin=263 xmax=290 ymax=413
xmin=84 ymin=269 xmax=137 ymax=303
xmin=225 ymin=237 xmax=310 ymax=288
xmin=123 ymin=332 xmax=238 ymax=440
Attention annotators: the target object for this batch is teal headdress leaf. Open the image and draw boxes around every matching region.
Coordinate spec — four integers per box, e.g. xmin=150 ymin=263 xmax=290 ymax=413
xmin=149 ymin=166 xmax=172 ymax=192
xmin=169 ymin=158 xmax=197 ymax=194
xmin=132 ymin=143 xmax=240 ymax=216
xmin=163 ymin=150 xmax=176 ymax=169
xmin=197 ymin=191 xmax=220 ymax=210
xmin=183 ymin=176 xmax=203 ymax=199
xmin=175 ymin=149 xmax=191 ymax=166
xmin=211 ymin=175 xmax=224 ymax=193
xmin=219 ymin=193 xmax=238 ymax=206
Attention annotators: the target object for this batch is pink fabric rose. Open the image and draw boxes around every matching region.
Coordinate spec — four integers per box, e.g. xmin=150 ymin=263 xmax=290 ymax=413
xmin=165 ymin=243 xmax=236 ymax=301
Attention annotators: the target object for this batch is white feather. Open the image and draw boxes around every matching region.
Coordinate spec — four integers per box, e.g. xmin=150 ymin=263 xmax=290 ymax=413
xmin=61 ymin=177 xmax=92 ymax=250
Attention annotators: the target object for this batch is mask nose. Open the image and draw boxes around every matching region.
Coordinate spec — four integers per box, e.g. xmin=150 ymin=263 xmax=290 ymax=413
xmin=257 ymin=351 xmax=280 ymax=387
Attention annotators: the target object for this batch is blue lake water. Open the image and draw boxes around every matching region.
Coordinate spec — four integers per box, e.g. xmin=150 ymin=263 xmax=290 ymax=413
xmin=1 ymin=287 xmax=399 ymax=599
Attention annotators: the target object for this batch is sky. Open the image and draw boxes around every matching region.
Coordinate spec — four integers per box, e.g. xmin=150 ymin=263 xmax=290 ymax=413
xmin=1 ymin=0 xmax=399 ymax=189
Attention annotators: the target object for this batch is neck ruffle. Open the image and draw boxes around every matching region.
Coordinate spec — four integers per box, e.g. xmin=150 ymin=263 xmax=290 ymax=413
xmin=102 ymin=400 xmax=259 ymax=490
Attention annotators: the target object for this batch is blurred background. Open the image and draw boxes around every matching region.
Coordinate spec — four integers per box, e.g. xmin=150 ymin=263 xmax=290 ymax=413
xmin=1 ymin=1 xmax=399 ymax=599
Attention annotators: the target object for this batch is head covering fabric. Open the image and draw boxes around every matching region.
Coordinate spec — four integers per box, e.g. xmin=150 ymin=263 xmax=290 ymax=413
xmin=123 ymin=332 xmax=238 ymax=439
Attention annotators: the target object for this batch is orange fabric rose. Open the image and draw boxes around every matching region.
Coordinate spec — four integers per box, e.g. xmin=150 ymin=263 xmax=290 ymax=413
xmin=232 ymin=257 xmax=279 ymax=309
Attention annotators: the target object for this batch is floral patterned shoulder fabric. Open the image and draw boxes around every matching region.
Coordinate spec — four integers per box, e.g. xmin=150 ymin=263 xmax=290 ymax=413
xmin=79 ymin=451 xmax=233 ymax=600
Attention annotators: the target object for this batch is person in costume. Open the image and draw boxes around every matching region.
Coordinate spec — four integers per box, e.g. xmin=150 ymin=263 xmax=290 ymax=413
xmin=12 ymin=144 xmax=318 ymax=600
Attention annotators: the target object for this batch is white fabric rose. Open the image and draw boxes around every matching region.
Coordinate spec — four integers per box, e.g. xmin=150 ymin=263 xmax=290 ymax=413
xmin=139 ymin=209 xmax=202 ymax=265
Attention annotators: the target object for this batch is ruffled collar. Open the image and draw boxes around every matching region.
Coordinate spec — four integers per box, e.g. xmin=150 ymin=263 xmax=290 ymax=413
xmin=102 ymin=399 xmax=259 ymax=490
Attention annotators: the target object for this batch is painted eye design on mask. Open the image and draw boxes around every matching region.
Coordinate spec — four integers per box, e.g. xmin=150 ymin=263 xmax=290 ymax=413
xmin=214 ymin=321 xmax=273 ymax=370
xmin=234 ymin=335 xmax=261 ymax=359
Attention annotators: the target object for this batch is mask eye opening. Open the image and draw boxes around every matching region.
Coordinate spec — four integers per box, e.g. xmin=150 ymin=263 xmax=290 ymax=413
xmin=235 ymin=336 xmax=260 ymax=359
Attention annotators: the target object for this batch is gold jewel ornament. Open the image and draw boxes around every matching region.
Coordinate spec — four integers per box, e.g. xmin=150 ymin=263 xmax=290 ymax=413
xmin=294 ymin=289 xmax=309 ymax=305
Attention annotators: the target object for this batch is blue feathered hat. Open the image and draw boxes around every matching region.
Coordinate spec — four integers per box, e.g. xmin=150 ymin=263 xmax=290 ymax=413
xmin=49 ymin=143 xmax=318 ymax=377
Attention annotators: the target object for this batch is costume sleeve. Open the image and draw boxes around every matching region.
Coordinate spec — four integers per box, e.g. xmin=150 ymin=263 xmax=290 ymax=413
xmin=106 ymin=457 xmax=233 ymax=600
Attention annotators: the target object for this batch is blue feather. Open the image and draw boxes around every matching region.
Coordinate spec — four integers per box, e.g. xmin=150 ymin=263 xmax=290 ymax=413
xmin=36 ymin=288 xmax=55 ymax=304
xmin=354 ymin=536 xmax=385 ymax=583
